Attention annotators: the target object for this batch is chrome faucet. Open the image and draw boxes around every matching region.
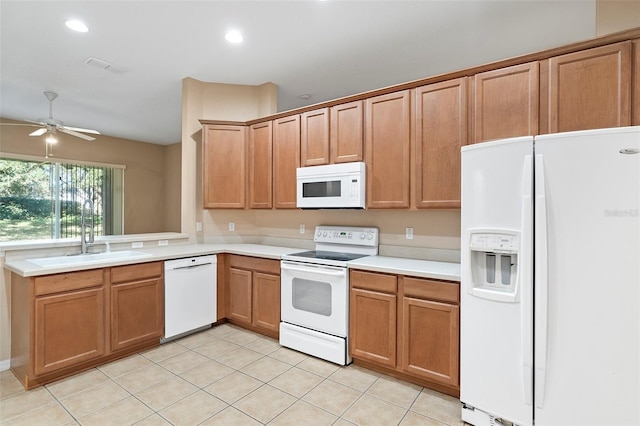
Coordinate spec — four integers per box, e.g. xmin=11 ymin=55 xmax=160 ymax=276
xmin=81 ymin=198 xmax=94 ymax=254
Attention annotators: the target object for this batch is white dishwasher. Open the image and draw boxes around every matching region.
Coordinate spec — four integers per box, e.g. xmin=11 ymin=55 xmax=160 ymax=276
xmin=163 ymin=255 xmax=217 ymax=342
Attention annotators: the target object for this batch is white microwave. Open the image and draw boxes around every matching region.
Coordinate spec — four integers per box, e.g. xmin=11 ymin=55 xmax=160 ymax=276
xmin=296 ymin=162 xmax=366 ymax=209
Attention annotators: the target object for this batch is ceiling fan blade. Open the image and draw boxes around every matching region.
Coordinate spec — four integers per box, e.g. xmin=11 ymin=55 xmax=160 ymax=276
xmin=0 ymin=122 xmax=40 ymax=127
xmin=29 ymin=128 xmax=47 ymax=136
xmin=61 ymin=125 xmax=100 ymax=135
xmin=24 ymin=119 xmax=47 ymax=125
xmin=60 ymin=127 xmax=96 ymax=141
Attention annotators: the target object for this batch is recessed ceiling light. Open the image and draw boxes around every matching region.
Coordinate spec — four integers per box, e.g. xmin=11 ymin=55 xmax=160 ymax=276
xmin=65 ymin=19 xmax=89 ymax=33
xmin=225 ymin=30 xmax=243 ymax=43
xmin=299 ymin=94 xmax=311 ymax=100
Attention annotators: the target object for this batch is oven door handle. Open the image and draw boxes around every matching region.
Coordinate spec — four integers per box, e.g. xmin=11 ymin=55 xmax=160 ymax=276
xmin=281 ymin=262 xmax=346 ymax=277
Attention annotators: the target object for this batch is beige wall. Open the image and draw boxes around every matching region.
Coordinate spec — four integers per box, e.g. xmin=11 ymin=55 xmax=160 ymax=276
xmin=596 ymin=0 xmax=640 ymax=35
xmin=0 ymin=119 xmax=173 ymax=235
xmin=0 ymin=121 xmax=179 ymax=364
xmin=180 ymin=78 xmax=279 ymax=241
xmin=164 ymin=142 xmax=182 ymax=232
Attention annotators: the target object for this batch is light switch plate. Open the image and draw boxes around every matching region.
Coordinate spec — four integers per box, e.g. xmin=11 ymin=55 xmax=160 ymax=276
xmin=300 ymin=224 xmax=305 ymax=234
xmin=196 ymin=222 xmax=202 ymax=232
xmin=229 ymin=222 xmax=235 ymax=231
xmin=132 ymin=242 xmax=144 ymax=248
xmin=158 ymin=240 xmax=168 ymax=246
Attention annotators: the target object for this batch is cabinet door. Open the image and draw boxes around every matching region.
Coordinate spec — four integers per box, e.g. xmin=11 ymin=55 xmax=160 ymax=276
xmin=203 ymin=124 xmax=247 ymax=208
xmin=228 ymin=267 xmax=252 ymax=324
xmin=111 ymin=278 xmax=163 ymax=352
xmin=415 ymin=78 xmax=467 ymax=208
xmin=273 ymin=115 xmax=300 ymax=208
xmin=400 ymin=297 xmax=459 ymax=387
xmin=350 ymin=288 xmax=397 ymax=367
xmin=365 ymin=91 xmax=411 ymax=208
xmin=546 ymin=41 xmax=631 ymax=133
xmin=472 ymin=62 xmax=539 ymax=143
xmin=34 ymin=288 xmax=105 ymax=375
xmin=252 ymin=272 xmax=280 ymax=335
xmin=330 ymin=101 xmax=363 ymax=163
xmin=249 ymin=121 xmax=273 ymax=209
xmin=301 ymin=108 xmax=330 ymax=166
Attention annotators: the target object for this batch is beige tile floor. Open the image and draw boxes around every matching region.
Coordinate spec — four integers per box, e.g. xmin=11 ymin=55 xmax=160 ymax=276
xmin=0 ymin=324 xmax=463 ymax=426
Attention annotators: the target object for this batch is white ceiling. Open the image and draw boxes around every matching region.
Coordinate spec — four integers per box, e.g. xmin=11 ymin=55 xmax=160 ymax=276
xmin=0 ymin=1 xmax=597 ymax=145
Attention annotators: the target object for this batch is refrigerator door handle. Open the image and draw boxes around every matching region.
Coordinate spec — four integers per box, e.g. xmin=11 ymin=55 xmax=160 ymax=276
xmin=534 ymin=153 xmax=549 ymax=408
xmin=521 ymin=155 xmax=534 ymax=406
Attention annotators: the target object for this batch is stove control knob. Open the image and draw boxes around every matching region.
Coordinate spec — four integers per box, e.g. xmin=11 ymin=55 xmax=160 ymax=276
xmin=323 ymin=231 xmax=328 ymax=237
xmin=316 ymin=231 xmax=322 ymax=238
xmin=367 ymin=232 xmax=373 ymax=240
xmin=360 ymin=233 xmax=366 ymax=239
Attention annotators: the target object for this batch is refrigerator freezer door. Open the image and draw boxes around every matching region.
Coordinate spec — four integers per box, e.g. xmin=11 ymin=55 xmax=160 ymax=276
xmin=461 ymin=137 xmax=534 ymax=426
xmin=534 ymin=127 xmax=640 ymax=425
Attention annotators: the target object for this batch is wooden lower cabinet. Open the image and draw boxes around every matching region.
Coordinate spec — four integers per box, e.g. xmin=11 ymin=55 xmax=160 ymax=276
xmin=252 ymin=272 xmax=280 ymax=334
xmin=110 ymin=262 xmax=164 ymax=352
xmin=10 ymin=262 xmax=164 ymax=390
xmin=350 ymin=269 xmax=460 ymax=396
xmin=350 ymin=287 xmax=397 ymax=367
xmin=228 ymin=267 xmax=253 ymax=324
xmin=401 ymin=297 xmax=459 ymax=387
xmin=227 ymin=255 xmax=280 ymax=338
xmin=34 ymin=287 xmax=105 ymax=376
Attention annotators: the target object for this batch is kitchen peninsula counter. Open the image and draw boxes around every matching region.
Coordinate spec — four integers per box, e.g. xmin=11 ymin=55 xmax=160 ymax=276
xmin=4 ymin=243 xmax=302 ymax=277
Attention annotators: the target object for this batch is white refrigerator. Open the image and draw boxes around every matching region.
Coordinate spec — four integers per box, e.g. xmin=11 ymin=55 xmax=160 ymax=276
xmin=460 ymin=126 xmax=640 ymax=426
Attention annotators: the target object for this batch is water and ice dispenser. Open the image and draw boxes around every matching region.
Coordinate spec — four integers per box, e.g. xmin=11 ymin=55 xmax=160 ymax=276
xmin=467 ymin=231 xmax=519 ymax=301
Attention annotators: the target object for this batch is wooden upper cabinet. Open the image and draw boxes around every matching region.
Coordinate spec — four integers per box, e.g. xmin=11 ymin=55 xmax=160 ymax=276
xmin=414 ymin=78 xmax=467 ymax=209
xmin=203 ymin=124 xmax=247 ymax=209
xmin=301 ymin=108 xmax=330 ymax=166
xmin=472 ymin=61 xmax=539 ymax=143
xmin=365 ymin=91 xmax=411 ymax=208
xmin=248 ymin=121 xmax=273 ymax=209
xmin=273 ymin=115 xmax=301 ymax=209
xmin=634 ymin=39 xmax=640 ymax=126
xmin=330 ymin=100 xmax=364 ymax=163
xmin=543 ymin=41 xmax=632 ymax=133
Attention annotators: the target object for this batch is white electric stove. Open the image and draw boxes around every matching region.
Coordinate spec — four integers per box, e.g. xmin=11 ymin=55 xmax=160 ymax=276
xmin=280 ymin=225 xmax=379 ymax=365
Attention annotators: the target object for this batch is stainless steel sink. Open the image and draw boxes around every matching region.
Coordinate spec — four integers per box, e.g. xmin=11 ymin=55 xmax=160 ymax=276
xmin=27 ymin=250 xmax=153 ymax=267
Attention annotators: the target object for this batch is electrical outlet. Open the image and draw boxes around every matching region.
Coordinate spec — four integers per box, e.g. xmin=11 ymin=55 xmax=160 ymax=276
xmin=196 ymin=222 xmax=202 ymax=232
xmin=405 ymin=227 xmax=414 ymax=240
xmin=132 ymin=242 xmax=144 ymax=248
xmin=158 ymin=240 xmax=168 ymax=246
xmin=229 ymin=222 xmax=235 ymax=231
xmin=299 ymin=224 xmax=305 ymax=234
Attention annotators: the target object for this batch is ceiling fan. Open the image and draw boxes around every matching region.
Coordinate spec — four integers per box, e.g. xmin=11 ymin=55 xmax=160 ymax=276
xmin=2 ymin=91 xmax=100 ymax=141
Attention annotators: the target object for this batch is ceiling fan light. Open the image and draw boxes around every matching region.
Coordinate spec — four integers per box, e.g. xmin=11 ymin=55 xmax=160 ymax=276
xmin=45 ymin=134 xmax=58 ymax=144
xmin=65 ymin=19 xmax=89 ymax=33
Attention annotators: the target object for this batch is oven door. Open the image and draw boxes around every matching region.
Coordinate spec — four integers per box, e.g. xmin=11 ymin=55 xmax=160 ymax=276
xmin=280 ymin=260 xmax=348 ymax=337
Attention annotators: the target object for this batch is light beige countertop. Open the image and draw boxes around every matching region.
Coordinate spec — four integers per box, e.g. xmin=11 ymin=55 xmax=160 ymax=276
xmin=4 ymin=243 xmax=302 ymax=277
xmin=347 ymin=255 xmax=461 ymax=282
xmin=5 ymin=243 xmax=460 ymax=282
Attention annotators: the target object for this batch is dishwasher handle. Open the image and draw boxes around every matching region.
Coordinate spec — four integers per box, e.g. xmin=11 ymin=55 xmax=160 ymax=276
xmin=169 ymin=262 xmax=214 ymax=271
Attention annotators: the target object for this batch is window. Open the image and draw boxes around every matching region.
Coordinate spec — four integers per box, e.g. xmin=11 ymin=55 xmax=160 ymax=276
xmin=0 ymin=157 xmax=124 ymax=242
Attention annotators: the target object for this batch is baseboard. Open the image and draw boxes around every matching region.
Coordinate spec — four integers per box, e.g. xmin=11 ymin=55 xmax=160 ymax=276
xmin=0 ymin=359 xmax=10 ymax=371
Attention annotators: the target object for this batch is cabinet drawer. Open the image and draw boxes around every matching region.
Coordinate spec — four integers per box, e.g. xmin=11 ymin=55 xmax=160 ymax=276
xmin=402 ymin=277 xmax=459 ymax=304
xmin=111 ymin=262 xmax=162 ymax=284
xmin=350 ymin=270 xmax=397 ymax=293
xmin=229 ymin=255 xmax=280 ymax=275
xmin=34 ymin=269 xmax=104 ymax=296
